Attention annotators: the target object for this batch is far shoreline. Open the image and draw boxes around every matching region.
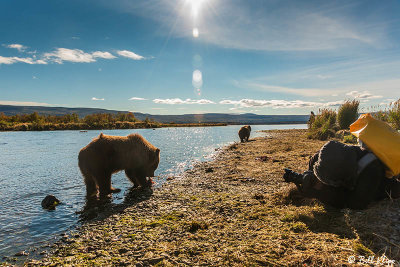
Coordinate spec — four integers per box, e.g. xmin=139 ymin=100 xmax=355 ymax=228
xmin=0 ymin=121 xmax=307 ymax=132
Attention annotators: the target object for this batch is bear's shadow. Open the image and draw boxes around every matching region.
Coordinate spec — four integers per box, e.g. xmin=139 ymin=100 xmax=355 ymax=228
xmin=78 ymin=186 xmax=153 ymax=222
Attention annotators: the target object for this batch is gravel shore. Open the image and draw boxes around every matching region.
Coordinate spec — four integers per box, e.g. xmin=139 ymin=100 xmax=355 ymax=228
xmin=14 ymin=129 xmax=400 ymax=266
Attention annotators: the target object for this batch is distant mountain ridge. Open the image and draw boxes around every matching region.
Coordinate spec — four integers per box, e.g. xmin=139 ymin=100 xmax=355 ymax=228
xmin=0 ymin=105 xmax=308 ymax=124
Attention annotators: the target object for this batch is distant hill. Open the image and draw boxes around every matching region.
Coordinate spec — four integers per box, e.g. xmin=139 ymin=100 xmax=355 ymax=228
xmin=0 ymin=105 xmax=309 ymax=125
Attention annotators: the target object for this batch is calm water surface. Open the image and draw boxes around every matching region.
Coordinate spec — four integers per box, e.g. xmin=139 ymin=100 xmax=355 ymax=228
xmin=0 ymin=124 xmax=306 ymax=259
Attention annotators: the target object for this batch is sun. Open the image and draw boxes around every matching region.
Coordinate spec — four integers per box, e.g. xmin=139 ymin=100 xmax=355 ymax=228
xmin=186 ymin=0 xmax=207 ymax=18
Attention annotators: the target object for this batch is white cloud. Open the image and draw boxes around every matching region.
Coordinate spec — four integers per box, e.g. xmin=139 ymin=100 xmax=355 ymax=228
xmin=0 ymin=56 xmax=47 ymax=65
xmin=117 ymin=50 xmax=145 ymax=60
xmin=32 ymin=76 xmax=38 ymax=79
xmin=43 ymin=48 xmax=117 ymax=63
xmin=346 ymin=90 xmax=382 ymax=100
xmin=92 ymin=97 xmax=105 ymax=101
xmin=220 ymin=99 xmax=343 ymax=109
xmin=0 ymin=56 xmax=16 ymax=64
xmin=1 ymin=45 xmax=145 ymax=65
xmin=35 ymin=59 xmax=47 ymax=64
xmin=129 ymin=97 xmax=147 ymax=101
xmin=379 ymin=98 xmax=397 ymax=106
xmin=44 ymin=48 xmax=97 ymax=63
xmin=153 ymin=98 xmax=215 ymax=105
xmin=0 ymin=100 xmax=51 ymax=106
xmin=92 ymin=51 xmax=116 ymax=59
xmin=5 ymin=44 xmax=28 ymax=52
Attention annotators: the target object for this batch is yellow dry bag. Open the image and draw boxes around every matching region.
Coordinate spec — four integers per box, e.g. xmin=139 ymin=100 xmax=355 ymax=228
xmin=350 ymin=113 xmax=400 ymax=176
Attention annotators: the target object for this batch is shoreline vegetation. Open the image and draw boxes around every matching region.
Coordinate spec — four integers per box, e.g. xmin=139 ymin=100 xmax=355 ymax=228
xmin=16 ymin=129 xmax=399 ymax=266
xmin=307 ymin=99 xmax=400 ymax=142
xmin=0 ymin=112 xmax=307 ymax=132
xmin=0 ymin=112 xmax=229 ymax=131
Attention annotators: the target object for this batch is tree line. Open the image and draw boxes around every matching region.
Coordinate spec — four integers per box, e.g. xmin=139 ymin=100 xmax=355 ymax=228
xmin=0 ymin=112 xmax=159 ymax=131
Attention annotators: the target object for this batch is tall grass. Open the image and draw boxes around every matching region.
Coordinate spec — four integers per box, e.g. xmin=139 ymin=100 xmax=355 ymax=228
xmin=337 ymin=100 xmax=359 ymax=130
xmin=307 ymin=98 xmax=400 ymax=141
xmin=388 ymin=99 xmax=400 ymax=130
xmin=307 ymin=109 xmax=337 ymax=140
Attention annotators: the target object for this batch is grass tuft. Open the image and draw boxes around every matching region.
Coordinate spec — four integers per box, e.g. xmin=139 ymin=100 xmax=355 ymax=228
xmin=337 ymin=99 xmax=359 ymax=130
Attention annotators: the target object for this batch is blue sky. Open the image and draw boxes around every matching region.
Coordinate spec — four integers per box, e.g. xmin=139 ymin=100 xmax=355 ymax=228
xmin=0 ymin=0 xmax=399 ymax=115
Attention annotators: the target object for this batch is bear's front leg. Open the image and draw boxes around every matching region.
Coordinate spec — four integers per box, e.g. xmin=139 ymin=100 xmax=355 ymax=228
xmin=125 ymin=169 xmax=139 ymax=188
xmin=136 ymin=175 xmax=151 ymax=188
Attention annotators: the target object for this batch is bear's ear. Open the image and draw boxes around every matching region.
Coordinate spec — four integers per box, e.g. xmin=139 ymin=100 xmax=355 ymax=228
xmin=156 ymin=148 xmax=160 ymax=155
xmin=99 ymin=133 xmax=104 ymax=139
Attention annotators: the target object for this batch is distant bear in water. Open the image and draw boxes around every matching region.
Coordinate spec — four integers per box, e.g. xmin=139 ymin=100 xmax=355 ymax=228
xmin=78 ymin=133 xmax=160 ymax=198
xmin=238 ymin=125 xmax=251 ymax=142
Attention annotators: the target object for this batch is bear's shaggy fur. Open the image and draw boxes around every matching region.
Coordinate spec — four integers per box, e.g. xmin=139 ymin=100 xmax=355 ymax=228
xmin=78 ymin=133 xmax=160 ymax=198
xmin=238 ymin=125 xmax=251 ymax=142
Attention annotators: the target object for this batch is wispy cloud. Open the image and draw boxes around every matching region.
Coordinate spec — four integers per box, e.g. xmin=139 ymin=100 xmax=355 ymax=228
xmin=243 ymin=77 xmax=400 ymax=101
xmin=116 ymin=50 xmax=145 ymax=60
xmin=346 ymin=90 xmax=382 ymax=100
xmin=1 ymin=46 xmax=146 ymax=65
xmin=379 ymin=98 xmax=397 ymax=106
xmin=0 ymin=100 xmax=51 ymax=106
xmin=129 ymin=97 xmax=147 ymax=101
xmin=91 ymin=97 xmax=105 ymax=101
xmin=0 ymin=56 xmax=47 ymax=65
xmin=153 ymin=98 xmax=215 ymax=105
xmin=246 ymin=83 xmax=341 ymax=97
xmin=5 ymin=43 xmax=28 ymax=52
xmin=92 ymin=51 xmax=116 ymax=59
xmin=220 ymin=99 xmax=343 ymax=109
xmin=43 ymin=48 xmax=115 ymax=63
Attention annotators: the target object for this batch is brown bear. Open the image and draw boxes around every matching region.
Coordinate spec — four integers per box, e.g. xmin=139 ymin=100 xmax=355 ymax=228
xmin=238 ymin=125 xmax=251 ymax=142
xmin=78 ymin=133 xmax=160 ymax=198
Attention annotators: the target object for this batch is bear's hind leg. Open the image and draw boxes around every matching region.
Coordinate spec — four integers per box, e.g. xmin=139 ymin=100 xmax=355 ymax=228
xmin=97 ymin=172 xmax=116 ymax=197
xmin=84 ymin=175 xmax=98 ymax=198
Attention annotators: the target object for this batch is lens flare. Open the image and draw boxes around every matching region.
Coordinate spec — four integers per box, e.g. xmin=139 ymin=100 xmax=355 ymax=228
xmin=192 ymin=69 xmax=203 ymax=88
xmin=192 ymin=27 xmax=199 ymax=38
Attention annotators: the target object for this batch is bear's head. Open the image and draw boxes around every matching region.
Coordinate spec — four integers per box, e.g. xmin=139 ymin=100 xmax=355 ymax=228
xmin=147 ymin=148 xmax=160 ymax=177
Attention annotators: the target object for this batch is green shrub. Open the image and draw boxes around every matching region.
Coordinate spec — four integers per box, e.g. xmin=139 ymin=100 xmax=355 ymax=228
xmin=307 ymin=111 xmax=315 ymax=129
xmin=308 ymin=109 xmax=337 ymax=140
xmin=373 ymin=111 xmax=388 ymax=122
xmin=388 ymin=99 xmax=400 ymax=130
xmin=337 ymin=100 xmax=359 ymax=130
xmin=343 ymin=134 xmax=357 ymax=144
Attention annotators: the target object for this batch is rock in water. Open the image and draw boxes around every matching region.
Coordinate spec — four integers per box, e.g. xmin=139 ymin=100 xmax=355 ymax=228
xmin=41 ymin=195 xmax=60 ymax=210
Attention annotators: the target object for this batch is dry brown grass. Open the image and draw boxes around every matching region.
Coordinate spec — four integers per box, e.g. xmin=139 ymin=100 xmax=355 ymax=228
xmin=24 ymin=129 xmax=399 ymax=266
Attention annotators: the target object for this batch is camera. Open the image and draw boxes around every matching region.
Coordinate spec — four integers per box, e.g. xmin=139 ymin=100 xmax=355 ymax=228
xmin=283 ymin=168 xmax=304 ymax=184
